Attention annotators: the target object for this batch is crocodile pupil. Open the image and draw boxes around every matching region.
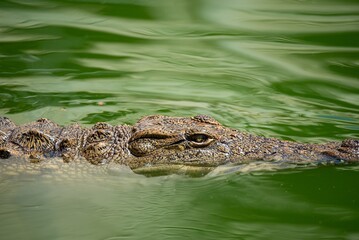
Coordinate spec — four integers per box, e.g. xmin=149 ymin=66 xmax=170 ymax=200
xmin=188 ymin=134 xmax=208 ymax=143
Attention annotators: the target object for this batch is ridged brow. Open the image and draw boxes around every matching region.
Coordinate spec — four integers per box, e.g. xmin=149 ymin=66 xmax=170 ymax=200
xmin=130 ymin=130 xmax=174 ymax=142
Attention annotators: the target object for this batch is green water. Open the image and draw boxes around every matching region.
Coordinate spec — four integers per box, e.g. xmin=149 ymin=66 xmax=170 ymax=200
xmin=0 ymin=0 xmax=359 ymax=239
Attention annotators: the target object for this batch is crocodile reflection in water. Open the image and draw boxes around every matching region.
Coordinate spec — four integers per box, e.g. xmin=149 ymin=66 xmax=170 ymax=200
xmin=0 ymin=115 xmax=358 ymax=174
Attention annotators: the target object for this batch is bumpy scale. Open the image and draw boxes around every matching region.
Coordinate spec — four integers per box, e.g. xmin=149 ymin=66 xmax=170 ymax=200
xmin=0 ymin=115 xmax=358 ymax=171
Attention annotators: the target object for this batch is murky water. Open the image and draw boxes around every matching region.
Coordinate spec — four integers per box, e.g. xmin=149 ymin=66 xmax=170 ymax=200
xmin=0 ymin=0 xmax=358 ymax=239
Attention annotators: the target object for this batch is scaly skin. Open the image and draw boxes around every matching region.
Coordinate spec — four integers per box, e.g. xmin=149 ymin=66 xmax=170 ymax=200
xmin=0 ymin=115 xmax=358 ymax=173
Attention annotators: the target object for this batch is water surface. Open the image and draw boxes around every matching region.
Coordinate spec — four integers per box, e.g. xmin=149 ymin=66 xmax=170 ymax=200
xmin=0 ymin=0 xmax=358 ymax=239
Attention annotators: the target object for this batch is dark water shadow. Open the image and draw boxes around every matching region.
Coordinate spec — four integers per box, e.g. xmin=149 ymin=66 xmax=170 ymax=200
xmin=0 ymin=84 xmax=115 ymax=114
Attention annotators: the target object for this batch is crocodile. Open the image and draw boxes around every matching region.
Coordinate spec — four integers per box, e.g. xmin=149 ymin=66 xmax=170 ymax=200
xmin=0 ymin=115 xmax=358 ymax=175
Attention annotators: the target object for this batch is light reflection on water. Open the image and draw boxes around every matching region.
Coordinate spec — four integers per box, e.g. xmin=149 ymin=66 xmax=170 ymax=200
xmin=0 ymin=0 xmax=359 ymax=239
xmin=0 ymin=160 xmax=358 ymax=240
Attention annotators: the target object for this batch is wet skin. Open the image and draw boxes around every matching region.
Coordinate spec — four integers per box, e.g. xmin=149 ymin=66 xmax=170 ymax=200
xmin=0 ymin=115 xmax=358 ymax=172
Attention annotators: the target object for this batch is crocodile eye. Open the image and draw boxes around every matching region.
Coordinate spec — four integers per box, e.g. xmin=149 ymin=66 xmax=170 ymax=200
xmin=187 ymin=134 xmax=207 ymax=143
xmin=186 ymin=134 xmax=214 ymax=147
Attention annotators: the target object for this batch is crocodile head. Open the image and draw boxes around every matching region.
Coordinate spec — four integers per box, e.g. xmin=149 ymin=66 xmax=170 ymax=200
xmin=127 ymin=115 xmax=239 ymax=173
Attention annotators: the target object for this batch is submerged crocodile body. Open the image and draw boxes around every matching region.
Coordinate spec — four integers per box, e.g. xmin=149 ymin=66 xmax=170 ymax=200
xmin=0 ymin=115 xmax=358 ymax=174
